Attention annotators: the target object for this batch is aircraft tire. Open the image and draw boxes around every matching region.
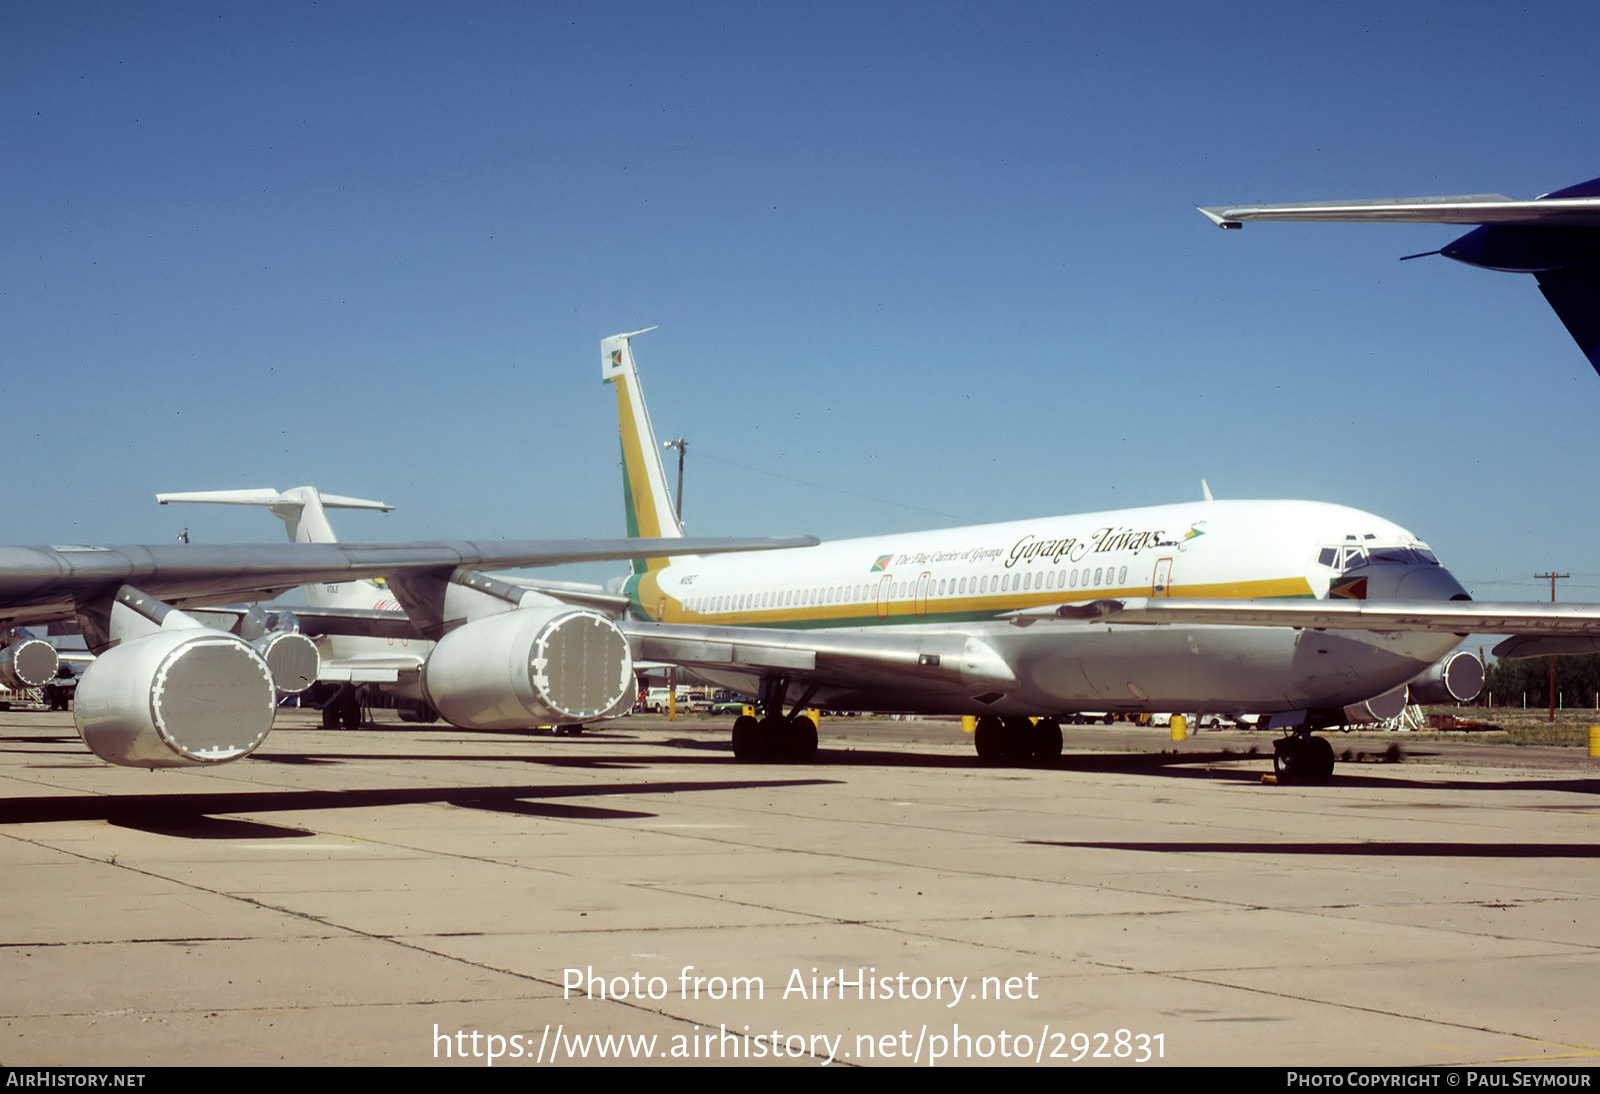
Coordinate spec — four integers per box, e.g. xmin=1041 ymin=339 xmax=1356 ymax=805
xmin=338 ymin=693 xmax=361 ymax=731
xmin=731 ymin=714 xmax=761 ymax=761
xmin=1306 ymin=736 xmax=1335 ymax=783
xmin=1001 ymin=717 xmax=1035 ymax=764
xmin=1031 ymin=718 xmax=1063 ymax=761
xmin=973 ymin=716 xmax=1006 ymax=763
xmin=321 ymin=704 xmax=337 ymax=730
xmin=786 ymin=716 xmax=818 ymax=763
xmin=1273 ymin=737 xmax=1304 ymax=780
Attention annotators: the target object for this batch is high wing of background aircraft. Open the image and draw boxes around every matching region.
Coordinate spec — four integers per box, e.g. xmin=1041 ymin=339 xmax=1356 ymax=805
xmin=601 ymin=328 xmax=1600 ymax=782
xmin=0 ymin=525 xmax=813 ymax=770
xmin=157 ymin=486 xmax=632 ymax=731
xmin=1198 ymin=176 xmax=1600 ymax=373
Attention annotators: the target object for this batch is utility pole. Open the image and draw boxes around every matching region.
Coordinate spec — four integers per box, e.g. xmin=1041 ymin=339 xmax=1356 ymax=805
xmin=663 ymin=438 xmax=687 ymax=521
xmin=1534 ymin=571 xmax=1569 ymax=722
xmin=660 ymin=438 xmax=688 ymax=720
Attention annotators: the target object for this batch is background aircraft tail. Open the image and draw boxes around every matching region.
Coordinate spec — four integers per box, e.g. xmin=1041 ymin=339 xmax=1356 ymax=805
xmin=1201 ymin=176 xmax=1600 ymax=374
xmin=601 ymin=329 xmax=685 ymax=579
xmin=157 ymin=487 xmax=394 ymax=609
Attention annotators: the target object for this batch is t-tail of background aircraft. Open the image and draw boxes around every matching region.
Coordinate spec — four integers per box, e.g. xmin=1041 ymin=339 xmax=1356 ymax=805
xmin=161 ymin=486 xmax=648 ymax=732
xmin=597 ymin=329 xmax=1536 ymax=781
xmin=1199 ymin=177 xmax=1600 ymax=374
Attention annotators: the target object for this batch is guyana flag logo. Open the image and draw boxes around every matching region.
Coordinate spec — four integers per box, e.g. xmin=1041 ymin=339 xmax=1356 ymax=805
xmin=610 ymin=349 xmax=623 ymax=366
xmin=870 ymin=554 xmax=894 ymax=572
xmin=1329 ymin=575 xmax=1368 ymax=600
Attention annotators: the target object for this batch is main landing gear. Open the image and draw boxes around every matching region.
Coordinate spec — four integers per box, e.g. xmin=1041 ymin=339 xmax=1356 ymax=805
xmin=732 ymin=712 xmax=818 ymax=762
xmin=730 ymin=675 xmax=820 ymax=763
xmin=1272 ymin=732 xmax=1336 ymax=784
xmin=973 ymin=715 xmax=1063 ymax=764
xmin=320 ymin=686 xmax=363 ymax=730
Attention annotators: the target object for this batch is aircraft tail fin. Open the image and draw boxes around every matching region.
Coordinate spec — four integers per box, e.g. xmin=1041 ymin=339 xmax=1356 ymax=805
xmin=158 ymin=487 xmax=393 ymax=544
xmin=1534 ymin=266 xmax=1600 ymax=371
xmin=601 ymin=329 xmax=685 ymax=576
xmin=158 ymin=487 xmax=394 ymax=611
xmin=1200 ymin=176 xmax=1600 ymax=375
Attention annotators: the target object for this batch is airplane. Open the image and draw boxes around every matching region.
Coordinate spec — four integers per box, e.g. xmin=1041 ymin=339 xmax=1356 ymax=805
xmin=0 ymin=525 xmax=814 ymax=770
xmin=156 ymin=486 xmax=633 ymax=732
xmin=1198 ymin=176 xmax=1600 ymax=373
xmin=600 ymin=328 xmax=1600 ymax=781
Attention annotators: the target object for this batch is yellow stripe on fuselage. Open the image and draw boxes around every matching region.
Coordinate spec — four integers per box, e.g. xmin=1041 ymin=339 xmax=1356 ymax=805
xmin=647 ymin=575 xmax=1315 ymax=627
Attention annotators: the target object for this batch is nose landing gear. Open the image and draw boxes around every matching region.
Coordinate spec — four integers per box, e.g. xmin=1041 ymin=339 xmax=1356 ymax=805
xmin=1273 ymin=733 xmax=1335 ymax=783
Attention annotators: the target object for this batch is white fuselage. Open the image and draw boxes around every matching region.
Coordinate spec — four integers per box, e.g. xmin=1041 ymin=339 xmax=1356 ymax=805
xmin=627 ymin=498 xmax=1468 ymax=717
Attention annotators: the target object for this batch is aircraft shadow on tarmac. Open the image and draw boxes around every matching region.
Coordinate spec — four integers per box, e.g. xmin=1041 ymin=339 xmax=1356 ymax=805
xmin=1030 ymin=838 xmax=1600 ymax=858
xmin=5 ymin=729 xmax=1594 ymax=816
xmin=0 ymin=777 xmax=836 ymax=839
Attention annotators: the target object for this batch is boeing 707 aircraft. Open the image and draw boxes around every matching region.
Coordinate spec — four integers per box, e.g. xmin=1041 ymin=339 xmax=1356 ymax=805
xmin=0 ymin=526 xmax=812 ymax=770
xmin=601 ymin=328 xmax=1600 ymax=781
xmin=1199 ymin=176 xmax=1600 ymax=373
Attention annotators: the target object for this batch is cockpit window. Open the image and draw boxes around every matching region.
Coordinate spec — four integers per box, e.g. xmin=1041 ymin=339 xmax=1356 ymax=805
xmin=1318 ymin=542 xmax=1441 ymax=571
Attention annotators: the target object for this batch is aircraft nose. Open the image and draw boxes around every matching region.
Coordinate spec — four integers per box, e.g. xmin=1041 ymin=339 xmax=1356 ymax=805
xmin=1395 ymin=562 xmax=1471 ymax=602
xmin=1343 ymin=558 xmax=1471 ymax=602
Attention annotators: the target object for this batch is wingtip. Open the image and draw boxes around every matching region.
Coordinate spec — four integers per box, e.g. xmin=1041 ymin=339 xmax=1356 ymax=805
xmin=1197 ymin=206 xmax=1241 ymax=229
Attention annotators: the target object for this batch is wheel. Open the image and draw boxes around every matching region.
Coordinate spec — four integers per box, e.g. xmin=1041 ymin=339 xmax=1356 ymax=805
xmin=338 ymin=693 xmax=361 ymax=730
xmin=1273 ymin=737 xmax=1304 ymax=779
xmin=731 ymin=714 xmax=761 ymax=761
xmin=973 ymin=716 xmax=1006 ymax=762
xmin=321 ymin=703 xmax=338 ymax=729
xmin=1000 ymin=717 xmax=1036 ymax=764
xmin=785 ymin=715 xmax=818 ymax=762
xmin=1030 ymin=718 xmax=1063 ymax=761
xmin=1305 ymin=736 xmax=1335 ymax=782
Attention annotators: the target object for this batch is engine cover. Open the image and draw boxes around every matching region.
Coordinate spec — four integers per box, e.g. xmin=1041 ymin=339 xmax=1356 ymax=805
xmin=422 ymin=605 xmax=634 ymax=730
xmin=75 ymin=630 xmax=277 ymax=768
xmin=252 ymin=631 xmax=320 ymax=694
xmin=0 ymin=638 xmax=59 ymax=690
xmin=1407 ymin=650 xmax=1485 ymax=704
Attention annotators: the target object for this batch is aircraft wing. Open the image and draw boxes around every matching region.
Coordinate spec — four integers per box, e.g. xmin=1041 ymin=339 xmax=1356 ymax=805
xmin=629 ymin=598 xmax=1600 ymax=692
xmin=623 ymin=620 xmax=1018 ymax=689
xmin=1016 ymin=596 xmax=1600 ymax=648
xmin=1198 ymin=193 xmax=1600 ymax=229
xmin=0 ymin=534 xmax=817 ymax=630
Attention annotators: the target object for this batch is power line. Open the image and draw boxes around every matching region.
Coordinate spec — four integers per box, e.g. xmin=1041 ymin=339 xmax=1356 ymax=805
xmin=688 ymin=448 xmax=972 ymax=523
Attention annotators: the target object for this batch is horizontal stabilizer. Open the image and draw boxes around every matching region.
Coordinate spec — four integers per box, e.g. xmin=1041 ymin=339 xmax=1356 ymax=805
xmin=158 ymin=488 xmax=394 ymax=512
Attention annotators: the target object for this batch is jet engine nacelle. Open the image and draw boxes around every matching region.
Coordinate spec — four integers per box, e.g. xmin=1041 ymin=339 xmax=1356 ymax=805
xmin=75 ymin=630 xmax=278 ymax=768
xmin=1345 ymin=684 xmax=1409 ymax=724
xmin=1407 ymin=650 xmax=1484 ymax=704
xmin=252 ymin=630 xmax=320 ymax=695
xmin=421 ymin=604 xmax=634 ymax=730
xmin=0 ymin=637 xmax=59 ymax=690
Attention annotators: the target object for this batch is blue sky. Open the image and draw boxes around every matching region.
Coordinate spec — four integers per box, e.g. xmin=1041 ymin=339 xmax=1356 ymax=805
xmin=5 ymin=1 xmax=1600 ymax=600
